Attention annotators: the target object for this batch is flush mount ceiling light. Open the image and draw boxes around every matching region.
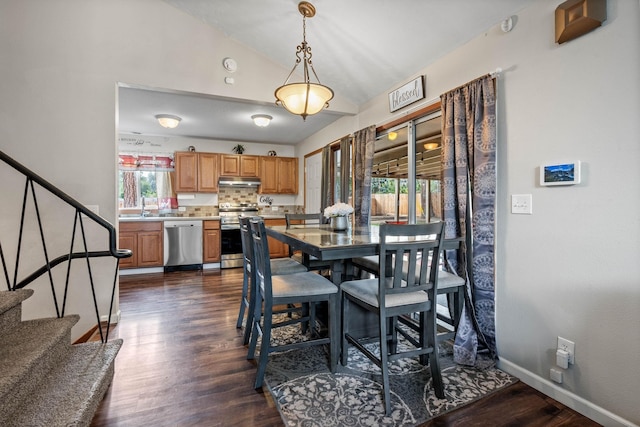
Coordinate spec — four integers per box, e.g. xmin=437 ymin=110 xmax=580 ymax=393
xmin=387 ymin=131 xmax=398 ymax=141
xmin=274 ymin=1 xmax=334 ymax=121
xmin=155 ymin=114 xmax=182 ymax=129
xmin=251 ymin=114 xmax=272 ymax=127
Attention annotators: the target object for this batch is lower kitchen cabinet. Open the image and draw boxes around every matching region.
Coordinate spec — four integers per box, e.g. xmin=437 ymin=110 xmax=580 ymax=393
xmin=203 ymin=220 xmax=221 ymax=263
xmin=119 ymin=221 xmax=163 ymax=268
xmin=264 ymin=219 xmax=289 ymax=258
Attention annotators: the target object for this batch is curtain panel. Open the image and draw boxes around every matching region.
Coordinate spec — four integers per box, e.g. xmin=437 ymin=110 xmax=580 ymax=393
xmin=320 ymin=145 xmax=333 ymax=216
xmin=339 ymin=136 xmax=351 ymax=204
xmin=353 ymin=125 xmax=375 ymax=227
xmin=441 ymin=75 xmax=497 ymax=366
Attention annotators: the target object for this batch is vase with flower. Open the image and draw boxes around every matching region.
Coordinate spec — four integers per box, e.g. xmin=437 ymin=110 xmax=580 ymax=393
xmin=323 ymin=202 xmax=354 ymax=231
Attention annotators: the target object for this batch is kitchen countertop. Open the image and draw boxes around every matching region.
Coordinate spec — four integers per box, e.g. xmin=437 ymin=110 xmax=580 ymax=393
xmin=118 ymin=214 xmax=287 ymax=222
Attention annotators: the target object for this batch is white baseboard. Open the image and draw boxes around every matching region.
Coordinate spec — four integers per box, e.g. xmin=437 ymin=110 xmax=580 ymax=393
xmin=100 ymin=309 xmax=121 ymax=324
xmin=119 ymin=266 xmax=164 ymax=276
xmin=498 ymin=358 xmax=638 ymax=427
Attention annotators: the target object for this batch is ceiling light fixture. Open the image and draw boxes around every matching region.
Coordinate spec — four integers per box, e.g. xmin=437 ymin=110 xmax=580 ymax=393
xmin=251 ymin=114 xmax=272 ymax=127
xmin=423 ymin=142 xmax=440 ymax=151
xmin=155 ymin=114 xmax=182 ymax=129
xmin=274 ymin=1 xmax=334 ymax=121
xmin=388 ymin=131 xmax=398 ymax=141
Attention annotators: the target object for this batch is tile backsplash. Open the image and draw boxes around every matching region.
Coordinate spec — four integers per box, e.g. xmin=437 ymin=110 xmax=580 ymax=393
xmin=174 ymin=187 xmax=303 ymax=217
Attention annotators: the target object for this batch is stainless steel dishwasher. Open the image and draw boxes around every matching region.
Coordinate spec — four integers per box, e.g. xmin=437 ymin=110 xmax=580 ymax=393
xmin=163 ymin=220 xmax=203 ymax=270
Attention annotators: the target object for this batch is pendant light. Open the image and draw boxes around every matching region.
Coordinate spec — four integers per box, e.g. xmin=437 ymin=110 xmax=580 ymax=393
xmin=274 ymin=2 xmax=333 ymax=121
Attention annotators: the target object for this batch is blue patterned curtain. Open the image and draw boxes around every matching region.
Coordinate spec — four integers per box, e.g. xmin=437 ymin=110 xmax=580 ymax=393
xmin=441 ymin=75 xmax=496 ymax=366
xmin=353 ymin=125 xmax=375 ymax=227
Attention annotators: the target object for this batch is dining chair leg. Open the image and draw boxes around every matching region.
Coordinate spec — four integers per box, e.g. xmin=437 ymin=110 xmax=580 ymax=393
xmin=254 ymin=304 xmax=273 ymax=389
xmin=242 ymin=282 xmax=256 ymax=346
xmin=236 ymin=273 xmax=249 ymax=328
xmin=379 ymin=313 xmax=391 ymax=415
xmin=423 ymin=310 xmax=445 ymax=398
xmin=340 ymin=292 xmax=349 ymax=366
xmin=328 ymin=293 xmax=339 ymax=372
xmin=247 ymin=295 xmax=263 ymax=361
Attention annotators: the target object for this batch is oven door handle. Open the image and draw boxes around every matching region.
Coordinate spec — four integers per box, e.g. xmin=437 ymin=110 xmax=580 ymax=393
xmin=221 ymin=225 xmax=241 ymax=230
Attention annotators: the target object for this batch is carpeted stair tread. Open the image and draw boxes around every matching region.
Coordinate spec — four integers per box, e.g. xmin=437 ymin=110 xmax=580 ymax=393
xmin=0 ymin=315 xmax=79 ymax=416
xmin=0 ymin=289 xmax=34 ymax=314
xmin=2 ymin=340 xmax=123 ymax=427
xmin=0 ymin=289 xmax=34 ymax=334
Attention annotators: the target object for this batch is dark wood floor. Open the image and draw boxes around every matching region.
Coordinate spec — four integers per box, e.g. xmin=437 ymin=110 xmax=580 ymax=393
xmin=91 ymin=269 xmax=599 ymax=426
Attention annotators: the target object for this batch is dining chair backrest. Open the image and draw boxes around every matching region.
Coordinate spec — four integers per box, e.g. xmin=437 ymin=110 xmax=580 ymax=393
xmin=239 ymin=216 xmax=255 ymax=266
xmin=249 ymin=218 xmax=273 ymax=304
xmin=285 ymin=213 xmax=325 ymax=228
xmin=377 ymin=222 xmax=444 ymax=303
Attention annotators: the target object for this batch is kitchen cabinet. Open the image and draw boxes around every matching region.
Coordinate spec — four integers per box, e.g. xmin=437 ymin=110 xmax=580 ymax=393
xmin=264 ymin=219 xmax=288 ymax=258
xmin=203 ymin=220 xmax=221 ymax=263
xmin=220 ymin=154 xmax=260 ymax=177
xmin=259 ymin=156 xmax=298 ymax=194
xmin=175 ymin=152 xmax=219 ymax=193
xmin=175 ymin=152 xmax=197 ymax=192
xmin=197 ymin=153 xmax=219 ymax=192
xmin=119 ymin=221 xmax=163 ymax=268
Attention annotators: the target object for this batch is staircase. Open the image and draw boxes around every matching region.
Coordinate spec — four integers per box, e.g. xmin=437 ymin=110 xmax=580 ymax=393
xmin=0 ymin=288 xmax=122 ymax=427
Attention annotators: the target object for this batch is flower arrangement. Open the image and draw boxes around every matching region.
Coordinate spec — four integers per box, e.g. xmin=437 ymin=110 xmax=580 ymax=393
xmin=324 ymin=202 xmax=354 ymax=218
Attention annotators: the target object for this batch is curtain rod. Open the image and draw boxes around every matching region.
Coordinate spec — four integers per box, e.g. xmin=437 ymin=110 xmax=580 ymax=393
xmin=375 ymin=67 xmax=503 ymax=128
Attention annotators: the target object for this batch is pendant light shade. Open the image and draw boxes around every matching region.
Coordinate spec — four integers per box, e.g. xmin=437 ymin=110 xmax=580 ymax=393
xmin=275 ymin=2 xmax=333 ymax=120
xmin=275 ymin=82 xmax=333 ymax=117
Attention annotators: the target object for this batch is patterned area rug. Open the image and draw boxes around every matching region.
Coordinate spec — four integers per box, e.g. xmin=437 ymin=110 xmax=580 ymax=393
xmin=262 ymin=324 xmax=517 ymax=426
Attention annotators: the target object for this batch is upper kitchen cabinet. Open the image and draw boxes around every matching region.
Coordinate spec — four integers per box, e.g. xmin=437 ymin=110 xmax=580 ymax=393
xmin=175 ymin=151 xmax=219 ymax=193
xmin=175 ymin=151 xmax=197 ymax=192
xmin=259 ymin=156 xmax=298 ymax=194
xmin=220 ymin=154 xmax=260 ymax=178
xmin=197 ymin=152 xmax=219 ymax=192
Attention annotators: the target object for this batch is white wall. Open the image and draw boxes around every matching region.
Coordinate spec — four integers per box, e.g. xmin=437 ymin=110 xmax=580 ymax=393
xmin=1 ymin=0 xmax=638 ymax=424
xmin=297 ymin=1 xmax=640 ymax=425
xmin=0 ymin=0 xmax=325 ymax=339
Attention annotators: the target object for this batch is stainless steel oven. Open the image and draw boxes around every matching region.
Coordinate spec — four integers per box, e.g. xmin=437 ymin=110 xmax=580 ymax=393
xmin=218 ymin=203 xmax=259 ymax=269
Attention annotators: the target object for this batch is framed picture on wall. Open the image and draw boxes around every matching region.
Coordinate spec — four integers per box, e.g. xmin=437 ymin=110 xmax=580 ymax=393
xmin=540 ymin=161 xmax=581 ymax=186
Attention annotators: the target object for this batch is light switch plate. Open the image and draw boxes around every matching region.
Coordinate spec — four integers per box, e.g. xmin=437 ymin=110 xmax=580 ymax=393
xmin=511 ymin=194 xmax=532 ymax=214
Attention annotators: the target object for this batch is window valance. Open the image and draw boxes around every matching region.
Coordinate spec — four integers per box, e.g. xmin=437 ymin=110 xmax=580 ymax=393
xmin=118 ymin=153 xmax=175 ymax=171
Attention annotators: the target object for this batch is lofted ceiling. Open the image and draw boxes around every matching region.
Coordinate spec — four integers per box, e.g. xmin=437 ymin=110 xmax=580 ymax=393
xmin=119 ymin=0 xmax=535 ymax=145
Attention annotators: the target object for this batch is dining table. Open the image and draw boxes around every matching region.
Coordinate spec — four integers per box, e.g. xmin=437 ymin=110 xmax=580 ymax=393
xmin=265 ymin=223 xmax=462 ymax=285
xmin=265 ymin=224 xmax=382 ymax=285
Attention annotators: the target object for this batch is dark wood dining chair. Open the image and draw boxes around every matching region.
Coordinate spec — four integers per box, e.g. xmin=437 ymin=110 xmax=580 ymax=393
xmin=237 ymin=216 xmax=307 ymax=345
xmin=247 ymin=218 xmax=339 ymax=389
xmin=340 ymin=222 xmax=446 ymax=414
xmin=284 ymin=213 xmax=332 ymax=271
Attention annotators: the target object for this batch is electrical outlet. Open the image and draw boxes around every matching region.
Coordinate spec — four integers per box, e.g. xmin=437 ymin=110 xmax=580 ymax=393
xmin=511 ymin=194 xmax=532 ymax=214
xmin=558 ymin=337 xmax=575 ymax=364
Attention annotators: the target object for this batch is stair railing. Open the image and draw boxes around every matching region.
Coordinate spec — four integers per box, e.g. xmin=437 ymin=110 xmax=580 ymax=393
xmin=0 ymin=150 xmax=132 ymax=343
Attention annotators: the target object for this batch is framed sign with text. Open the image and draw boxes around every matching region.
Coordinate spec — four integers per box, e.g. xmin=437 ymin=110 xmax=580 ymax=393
xmin=388 ymin=76 xmax=425 ymax=113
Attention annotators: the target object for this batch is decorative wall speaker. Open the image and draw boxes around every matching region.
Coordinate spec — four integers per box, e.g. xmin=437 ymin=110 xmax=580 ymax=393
xmin=555 ymin=0 xmax=606 ymax=44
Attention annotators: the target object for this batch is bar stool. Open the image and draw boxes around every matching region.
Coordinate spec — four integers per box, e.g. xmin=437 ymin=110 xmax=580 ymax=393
xmin=237 ymin=216 xmax=307 ymax=345
xmin=247 ymin=218 xmax=339 ymax=389
xmin=340 ymin=222 xmax=446 ymax=414
xmin=351 ymin=240 xmax=465 ymax=342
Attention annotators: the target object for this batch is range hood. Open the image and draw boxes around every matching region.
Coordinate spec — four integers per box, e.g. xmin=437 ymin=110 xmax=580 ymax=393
xmin=218 ymin=176 xmax=261 ymax=187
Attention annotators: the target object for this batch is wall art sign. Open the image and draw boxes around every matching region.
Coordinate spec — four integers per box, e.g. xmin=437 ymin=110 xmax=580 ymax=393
xmin=540 ymin=161 xmax=581 ymax=186
xmin=388 ymin=76 xmax=425 ymax=113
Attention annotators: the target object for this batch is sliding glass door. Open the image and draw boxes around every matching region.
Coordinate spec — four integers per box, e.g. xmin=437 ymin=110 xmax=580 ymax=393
xmin=371 ymin=111 xmax=442 ymax=224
